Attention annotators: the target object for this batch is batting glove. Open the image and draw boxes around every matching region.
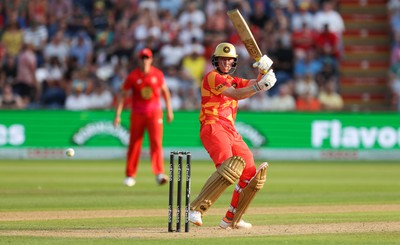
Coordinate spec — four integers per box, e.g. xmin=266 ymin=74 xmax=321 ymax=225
xmin=254 ymin=69 xmax=277 ymax=92
xmin=252 ymin=55 xmax=273 ymax=74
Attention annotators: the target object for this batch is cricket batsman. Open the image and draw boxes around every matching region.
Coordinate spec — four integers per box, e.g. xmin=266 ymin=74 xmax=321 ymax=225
xmin=188 ymin=42 xmax=276 ymax=229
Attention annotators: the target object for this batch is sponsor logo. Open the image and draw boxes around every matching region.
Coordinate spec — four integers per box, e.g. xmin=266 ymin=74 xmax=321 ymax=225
xmin=0 ymin=124 xmax=25 ymax=146
xmin=236 ymin=122 xmax=265 ymax=147
xmin=215 ymin=84 xmax=224 ymax=91
xmin=73 ymin=121 xmax=129 ymax=146
xmin=312 ymin=120 xmax=400 ymax=149
xmin=141 ymin=86 xmax=153 ymax=99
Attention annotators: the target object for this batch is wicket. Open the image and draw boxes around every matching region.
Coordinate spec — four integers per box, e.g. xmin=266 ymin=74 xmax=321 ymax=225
xmin=168 ymin=151 xmax=191 ymax=232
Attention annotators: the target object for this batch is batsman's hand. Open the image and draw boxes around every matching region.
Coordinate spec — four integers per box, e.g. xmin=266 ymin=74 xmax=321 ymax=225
xmin=257 ymin=69 xmax=277 ymax=91
xmin=253 ymin=55 xmax=273 ymax=74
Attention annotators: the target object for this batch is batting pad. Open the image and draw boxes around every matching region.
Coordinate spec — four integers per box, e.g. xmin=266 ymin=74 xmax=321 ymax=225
xmin=232 ymin=162 xmax=268 ymax=228
xmin=190 ymin=156 xmax=245 ymax=214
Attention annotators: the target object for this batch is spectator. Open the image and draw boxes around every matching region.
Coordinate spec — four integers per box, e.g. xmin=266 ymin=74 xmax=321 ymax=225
xmin=91 ymin=0 xmax=109 ymax=32
xmin=48 ymin=0 xmax=73 ymax=21
xmin=204 ymin=6 xmax=228 ymax=35
xmin=178 ymin=2 xmax=206 ymax=29
xmin=181 ymin=47 xmax=206 ymax=89
xmin=110 ymin=24 xmax=134 ymax=63
xmin=296 ymin=90 xmax=321 ymax=111
xmin=66 ymin=4 xmax=89 ymax=35
xmin=1 ymin=55 xmax=18 ymax=82
xmin=1 ymin=21 xmax=24 ymax=58
xmin=247 ymin=92 xmax=272 ymax=111
xmin=391 ymin=31 xmax=400 ymax=65
xmin=132 ymin=8 xmax=161 ymax=49
xmin=313 ymin=0 xmax=345 ymax=56
xmin=159 ymin=0 xmax=183 ymax=17
xmin=23 ymin=18 xmax=48 ymax=66
xmin=159 ymin=9 xmax=180 ymax=44
xmin=0 ymin=82 xmax=25 ymax=109
xmin=269 ymin=83 xmax=296 ymax=111
xmin=389 ymin=59 xmax=400 ymax=111
xmin=268 ymin=39 xmax=294 ymax=95
xmin=178 ymin=20 xmax=204 ymax=46
xmin=294 ymin=73 xmax=319 ymax=98
xmin=168 ymin=88 xmax=183 ymax=110
xmin=291 ymin=1 xmax=314 ymax=31
xmin=180 ymin=87 xmax=200 ymax=110
xmin=65 ymin=74 xmax=90 ymax=110
xmin=294 ymin=49 xmax=323 ymax=78
xmin=159 ymin=37 xmax=185 ymax=69
xmin=40 ymin=56 xmax=66 ymax=108
xmin=88 ymin=80 xmax=113 ymax=109
xmin=14 ymin=42 xmax=39 ymax=106
xmin=249 ymin=1 xmax=270 ymax=30
xmin=43 ymin=30 xmax=70 ymax=64
xmin=27 ymin=0 xmax=48 ymax=24
xmin=315 ymin=60 xmax=338 ymax=88
xmin=389 ymin=3 xmax=400 ymax=33
xmin=108 ymin=62 xmax=128 ymax=94
xmin=313 ymin=1 xmax=345 ymax=36
xmin=318 ymin=79 xmax=344 ymax=111
xmin=315 ymin=23 xmax=339 ymax=59
xmin=292 ymin=21 xmax=318 ymax=60
xmin=69 ymin=31 xmax=93 ymax=66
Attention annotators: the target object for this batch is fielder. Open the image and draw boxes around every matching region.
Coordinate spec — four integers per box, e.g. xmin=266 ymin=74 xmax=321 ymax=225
xmin=114 ymin=48 xmax=174 ymax=187
xmin=189 ymin=42 xmax=276 ymax=229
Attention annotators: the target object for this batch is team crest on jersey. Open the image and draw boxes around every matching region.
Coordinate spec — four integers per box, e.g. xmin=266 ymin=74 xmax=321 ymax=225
xmin=141 ymin=86 xmax=153 ymax=99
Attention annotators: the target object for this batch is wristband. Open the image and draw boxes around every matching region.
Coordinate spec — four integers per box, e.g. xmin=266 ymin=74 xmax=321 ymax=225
xmin=252 ymin=84 xmax=259 ymax=92
xmin=255 ymin=82 xmax=262 ymax=91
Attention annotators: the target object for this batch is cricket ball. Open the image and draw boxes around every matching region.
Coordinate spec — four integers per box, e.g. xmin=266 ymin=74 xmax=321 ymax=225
xmin=65 ymin=148 xmax=75 ymax=157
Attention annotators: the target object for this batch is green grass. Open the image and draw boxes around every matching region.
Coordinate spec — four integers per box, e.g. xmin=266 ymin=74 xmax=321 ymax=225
xmin=1 ymin=159 xmax=400 ymax=244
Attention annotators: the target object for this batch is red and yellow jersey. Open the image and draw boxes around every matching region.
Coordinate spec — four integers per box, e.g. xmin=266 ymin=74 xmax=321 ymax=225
xmin=122 ymin=66 xmax=165 ymax=113
xmin=199 ymin=70 xmax=250 ymax=127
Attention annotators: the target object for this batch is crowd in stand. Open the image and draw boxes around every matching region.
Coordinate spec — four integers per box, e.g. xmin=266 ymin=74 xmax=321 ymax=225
xmin=0 ymin=0 xmax=345 ymax=111
xmin=388 ymin=0 xmax=400 ymax=111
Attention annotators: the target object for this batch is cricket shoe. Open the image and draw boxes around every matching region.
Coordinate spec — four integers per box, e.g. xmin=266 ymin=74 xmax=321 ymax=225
xmin=123 ymin=177 xmax=136 ymax=187
xmin=156 ymin=174 xmax=169 ymax=185
xmin=219 ymin=217 xmax=252 ymax=229
xmin=189 ymin=210 xmax=203 ymax=226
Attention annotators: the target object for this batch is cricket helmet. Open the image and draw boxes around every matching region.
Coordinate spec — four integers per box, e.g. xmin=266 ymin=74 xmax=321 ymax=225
xmin=212 ymin=42 xmax=238 ymax=74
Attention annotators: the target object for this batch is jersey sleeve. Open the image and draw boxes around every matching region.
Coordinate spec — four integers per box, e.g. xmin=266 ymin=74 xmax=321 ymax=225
xmin=209 ymin=72 xmax=233 ymax=95
xmin=234 ymin=77 xmax=250 ymax=89
xmin=122 ymin=74 xmax=133 ymax=91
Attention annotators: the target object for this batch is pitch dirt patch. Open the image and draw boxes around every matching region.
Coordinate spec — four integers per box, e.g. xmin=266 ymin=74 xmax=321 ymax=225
xmin=1 ymin=204 xmax=400 ymax=239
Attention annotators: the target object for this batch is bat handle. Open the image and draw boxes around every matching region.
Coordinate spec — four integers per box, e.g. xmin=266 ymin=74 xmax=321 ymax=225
xmin=260 ymin=67 xmax=272 ymax=75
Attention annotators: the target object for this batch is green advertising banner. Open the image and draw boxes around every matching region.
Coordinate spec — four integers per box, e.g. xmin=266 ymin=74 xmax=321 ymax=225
xmin=0 ymin=110 xmax=399 ymax=160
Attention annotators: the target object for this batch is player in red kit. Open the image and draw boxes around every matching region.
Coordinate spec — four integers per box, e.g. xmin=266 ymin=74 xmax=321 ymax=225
xmin=188 ymin=42 xmax=277 ymax=229
xmin=114 ymin=48 xmax=174 ymax=187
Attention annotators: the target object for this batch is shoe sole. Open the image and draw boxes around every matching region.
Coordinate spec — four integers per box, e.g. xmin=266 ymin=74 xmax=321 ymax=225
xmin=190 ymin=221 xmax=202 ymax=226
xmin=219 ymin=225 xmax=232 ymax=229
xmin=219 ymin=222 xmax=252 ymax=229
xmin=158 ymin=178 xmax=168 ymax=185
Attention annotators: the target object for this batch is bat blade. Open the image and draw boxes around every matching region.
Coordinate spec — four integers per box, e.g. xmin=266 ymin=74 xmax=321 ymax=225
xmin=227 ymin=9 xmax=262 ymax=61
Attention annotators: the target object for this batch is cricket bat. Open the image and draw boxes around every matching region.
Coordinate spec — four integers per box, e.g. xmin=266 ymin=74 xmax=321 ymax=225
xmin=227 ymin=9 xmax=268 ymax=74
